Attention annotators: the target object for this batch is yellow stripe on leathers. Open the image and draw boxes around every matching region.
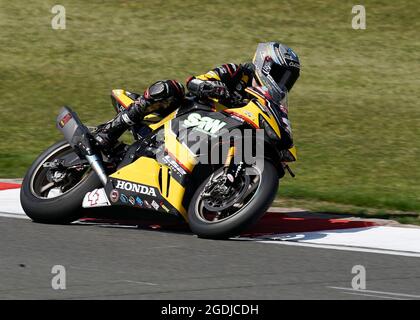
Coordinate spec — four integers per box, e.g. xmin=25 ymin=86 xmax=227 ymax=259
xmin=109 ymin=157 xmax=188 ymax=220
xmin=196 ymin=71 xmax=221 ymax=81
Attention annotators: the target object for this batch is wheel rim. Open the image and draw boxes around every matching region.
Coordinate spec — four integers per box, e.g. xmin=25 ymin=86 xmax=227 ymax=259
xmin=194 ymin=165 xmax=262 ymax=224
xmin=29 ymin=143 xmax=91 ymax=199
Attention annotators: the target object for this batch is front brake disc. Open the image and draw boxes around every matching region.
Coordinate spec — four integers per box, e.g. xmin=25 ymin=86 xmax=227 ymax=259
xmin=203 ymin=175 xmax=250 ymax=212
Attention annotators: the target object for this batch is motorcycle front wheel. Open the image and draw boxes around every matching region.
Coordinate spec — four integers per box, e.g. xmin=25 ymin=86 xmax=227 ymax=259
xmin=187 ymin=159 xmax=279 ymax=239
xmin=20 ymin=140 xmax=101 ymax=224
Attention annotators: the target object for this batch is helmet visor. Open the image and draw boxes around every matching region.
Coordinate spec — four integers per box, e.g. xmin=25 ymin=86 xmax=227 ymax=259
xmin=269 ymin=63 xmax=298 ymax=92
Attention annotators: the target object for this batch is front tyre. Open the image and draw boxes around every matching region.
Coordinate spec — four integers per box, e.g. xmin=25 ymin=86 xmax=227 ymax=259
xmin=20 ymin=140 xmax=101 ymax=224
xmin=188 ymin=159 xmax=279 ymax=239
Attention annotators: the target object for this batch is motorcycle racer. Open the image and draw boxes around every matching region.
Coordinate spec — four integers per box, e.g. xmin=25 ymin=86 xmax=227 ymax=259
xmin=94 ymin=42 xmax=300 ymax=151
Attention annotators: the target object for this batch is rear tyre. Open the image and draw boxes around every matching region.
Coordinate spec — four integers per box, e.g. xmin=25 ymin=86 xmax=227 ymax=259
xmin=20 ymin=140 xmax=101 ymax=224
xmin=188 ymin=159 xmax=279 ymax=239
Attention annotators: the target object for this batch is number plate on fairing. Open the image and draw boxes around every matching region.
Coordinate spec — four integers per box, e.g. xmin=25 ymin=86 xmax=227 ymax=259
xmin=82 ymin=188 xmax=111 ymax=208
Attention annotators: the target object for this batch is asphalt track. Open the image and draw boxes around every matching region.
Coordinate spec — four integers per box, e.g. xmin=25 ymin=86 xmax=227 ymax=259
xmin=1 ymin=216 xmax=420 ymax=300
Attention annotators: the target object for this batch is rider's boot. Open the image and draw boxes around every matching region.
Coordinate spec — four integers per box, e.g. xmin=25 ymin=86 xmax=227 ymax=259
xmin=94 ymin=100 xmax=146 ymax=149
xmin=94 ymin=80 xmax=185 ymax=149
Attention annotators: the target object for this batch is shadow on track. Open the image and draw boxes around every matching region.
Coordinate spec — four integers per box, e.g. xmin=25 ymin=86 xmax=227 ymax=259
xmin=74 ymin=206 xmax=378 ymax=240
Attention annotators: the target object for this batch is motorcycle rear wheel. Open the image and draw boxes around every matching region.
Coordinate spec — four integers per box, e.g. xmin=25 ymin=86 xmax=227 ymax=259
xmin=20 ymin=140 xmax=101 ymax=224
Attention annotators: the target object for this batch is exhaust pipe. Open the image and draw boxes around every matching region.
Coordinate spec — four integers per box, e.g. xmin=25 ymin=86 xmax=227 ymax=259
xmin=85 ymin=154 xmax=108 ymax=186
xmin=56 ymin=106 xmax=109 ymax=186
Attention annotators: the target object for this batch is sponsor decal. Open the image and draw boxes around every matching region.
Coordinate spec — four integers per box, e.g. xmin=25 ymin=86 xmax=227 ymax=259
xmin=151 ymin=200 xmax=160 ymax=211
xmin=163 ymin=155 xmax=187 ymax=176
xmin=144 ymin=200 xmax=152 ymax=209
xmin=135 ymin=196 xmax=143 ymax=207
xmin=183 ymin=113 xmax=227 ymax=135
xmin=160 ymin=202 xmax=170 ymax=213
xmin=115 ymin=180 xmax=157 ymax=197
xmin=58 ymin=112 xmax=72 ymax=128
xmin=87 ymin=189 xmax=100 ymax=206
xmin=244 ymin=110 xmax=253 ymax=118
xmin=82 ymin=188 xmax=111 ymax=208
xmin=129 ymin=196 xmax=136 ymax=206
xmin=230 ymin=114 xmax=245 ymax=123
xmin=120 ymin=194 xmax=128 ymax=203
xmin=110 ymin=189 xmax=119 ymax=203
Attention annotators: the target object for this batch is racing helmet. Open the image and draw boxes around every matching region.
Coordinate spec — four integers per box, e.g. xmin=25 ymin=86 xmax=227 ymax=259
xmin=252 ymin=42 xmax=300 ymax=103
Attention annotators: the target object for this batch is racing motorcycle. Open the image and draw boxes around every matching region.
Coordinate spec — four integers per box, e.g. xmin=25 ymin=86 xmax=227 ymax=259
xmin=20 ymin=87 xmax=297 ymax=239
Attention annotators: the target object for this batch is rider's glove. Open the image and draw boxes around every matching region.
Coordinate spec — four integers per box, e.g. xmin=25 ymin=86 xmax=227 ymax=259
xmin=188 ymin=78 xmax=230 ymax=100
xmin=200 ymin=81 xmax=230 ymax=100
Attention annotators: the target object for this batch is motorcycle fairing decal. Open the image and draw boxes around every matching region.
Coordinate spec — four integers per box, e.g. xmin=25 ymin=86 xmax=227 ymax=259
xmin=225 ymin=100 xmax=282 ymax=138
xmin=223 ymin=109 xmax=258 ymax=129
xmin=245 ymin=86 xmax=267 ymax=105
xmin=160 ymin=152 xmax=189 ymax=184
xmin=114 ymin=180 xmax=158 ymax=197
xmin=171 ymin=110 xmax=245 ymax=146
xmin=105 ymin=179 xmax=182 ymax=218
xmin=164 ymin=121 xmax=198 ymax=173
xmin=108 ymin=157 xmax=188 ymax=219
xmin=182 ymin=112 xmax=227 ymax=135
xmin=82 ymin=188 xmax=111 ymax=208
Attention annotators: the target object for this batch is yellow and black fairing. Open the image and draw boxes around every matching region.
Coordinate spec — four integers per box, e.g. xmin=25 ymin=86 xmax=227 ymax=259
xmin=106 ymin=89 xmax=188 ymax=218
xmin=223 ymin=86 xmax=297 ymax=168
xmin=104 ymin=89 xmax=296 ymax=221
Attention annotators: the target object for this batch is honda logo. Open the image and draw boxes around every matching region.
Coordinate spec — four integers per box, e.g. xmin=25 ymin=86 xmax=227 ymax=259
xmin=115 ymin=180 xmax=157 ymax=197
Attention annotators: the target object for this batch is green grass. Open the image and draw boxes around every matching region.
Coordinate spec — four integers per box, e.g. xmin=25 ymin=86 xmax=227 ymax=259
xmin=0 ymin=0 xmax=419 ymax=212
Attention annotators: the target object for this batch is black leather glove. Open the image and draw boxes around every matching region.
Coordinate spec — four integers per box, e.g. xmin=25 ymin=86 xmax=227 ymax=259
xmin=200 ymin=81 xmax=230 ymax=99
xmin=188 ymin=78 xmax=230 ymax=100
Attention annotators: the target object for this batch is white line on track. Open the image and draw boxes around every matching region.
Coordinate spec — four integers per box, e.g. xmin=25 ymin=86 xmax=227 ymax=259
xmin=340 ymin=292 xmax=406 ymax=300
xmin=328 ymin=286 xmax=420 ymax=299
xmin=252 ymin=239 xmax=420 ymax=258
xmin=116 ymin=280 xmax=158 ymax=286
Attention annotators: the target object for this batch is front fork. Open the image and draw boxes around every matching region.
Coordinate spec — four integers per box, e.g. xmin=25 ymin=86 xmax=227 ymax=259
xmin=223 ymin=144 xmax=295 ymax=180
xmin=222 ymin=146 xmax=244 ymax=185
